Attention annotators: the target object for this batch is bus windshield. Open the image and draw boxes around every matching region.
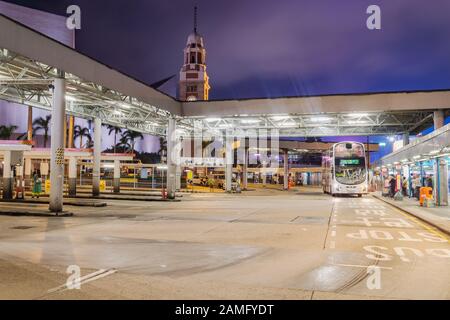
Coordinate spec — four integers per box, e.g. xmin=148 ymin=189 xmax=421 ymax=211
xmin=334 ymin=143 xmax=367 ymax=185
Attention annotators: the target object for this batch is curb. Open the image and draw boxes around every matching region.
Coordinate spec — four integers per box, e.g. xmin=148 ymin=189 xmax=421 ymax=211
xmin=0 ymin=210 xmax=73 ymax=217
xmin=0 ymin=199 xmax=107 ymax=207
xmin=373 ymin=195 xmax=450 ymax=236
xmin=72 ymin=196 xmax=181 ymax=202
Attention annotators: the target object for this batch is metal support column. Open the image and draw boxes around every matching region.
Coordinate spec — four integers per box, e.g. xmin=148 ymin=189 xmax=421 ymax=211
xmin=283 ymin=149 xmax=289 ymax=190
xmin=113 ymin=160 xmax=120 ymax=193
xmin=92 ymin=118 xmax=101 ymax=196
xmin=435 ymin=157 xmax=449 ymax=206
xmin=68 ymin=157 xmax=77 ymax=197
xmin=2 ymin=150 xmax=12 ymax=199
xmin=434 ymin=110 xmax=444 ymax=130
xmin=24 ymin=157 xmax=32 ymax=187
xmin=176 ymin=165 xmax=181 ymax=191
xmin=242 ymin=147 xmax=248 ymax=191
xmin=166 ymin=117 xmax=177 ymax=199
xmin=225 ymin=131 xmax=233 ymax=193
xmin=49 ymin=76 xmax=65 ymax=212
xmin=403 ymin=132 xmax=410 ymax=146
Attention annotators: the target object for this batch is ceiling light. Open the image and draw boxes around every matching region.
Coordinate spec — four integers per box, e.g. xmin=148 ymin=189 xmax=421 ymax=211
xmin=347 ymin=120 xmax=369 ymax=125
xmin=347 ymin=113 xmax=369 ymax=118
xmin=241 ymin=119 xmax=260 ymax=124
xmin=120 ymin=102 xmax=132 ymax=109
xmin=309 ymin=117 xmax=332 ymax=122
xmin=281 ymin=121 xmax=297 ymax=127
xmin=271 ymin=115 xmax=290 ymax=121
xmin=205 ymin=118 xmax=221 ymax=122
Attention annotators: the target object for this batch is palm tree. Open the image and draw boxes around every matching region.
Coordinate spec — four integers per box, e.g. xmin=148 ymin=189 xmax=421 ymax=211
xmin=120 ymin=130 xmax=144 ymax=154
xmin=32 ymin=115 xmax=51 ymax=147
xmin=106 ymin=124 xmax=122 ymax=153
xmin=116 ymin=136 xmax=131 ymax=153
xmin=73 ymin=125 xmax=92 ymax=148
xmin=0 ymin=125 xmax=18 ymax=139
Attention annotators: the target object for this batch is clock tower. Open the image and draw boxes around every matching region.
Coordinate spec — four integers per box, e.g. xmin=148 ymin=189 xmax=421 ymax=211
xmin=178 ymin=6 xmax=210 ymax=101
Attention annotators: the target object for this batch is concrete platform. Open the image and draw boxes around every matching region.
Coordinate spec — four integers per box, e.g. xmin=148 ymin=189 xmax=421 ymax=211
xmin=373 ymin=193 xmax=450 ymax=235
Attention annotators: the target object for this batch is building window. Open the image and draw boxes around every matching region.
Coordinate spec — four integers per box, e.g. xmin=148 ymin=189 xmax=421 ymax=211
xmin=187 ymin=85 xmax=197 ymax=93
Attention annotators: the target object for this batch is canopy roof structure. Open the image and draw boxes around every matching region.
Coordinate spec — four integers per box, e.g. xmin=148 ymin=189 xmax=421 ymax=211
xmin=1 ymin=13 xmax=450 ymax=137
xmin=379 ymin=123 xmax=450 ymax=167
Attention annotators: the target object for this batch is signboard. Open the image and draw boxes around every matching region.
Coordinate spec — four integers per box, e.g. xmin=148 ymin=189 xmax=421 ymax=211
xmin=45 ymin=179 xmax=51 ymax=194
xmin=99 ymin=180 xmax=106 ymax=192
xmin=180 ymin=157 xmax=225 ymax=167
xmin=187 ymin=171 xmax=193 ymax=180
xmin=40 ymin=162 xmax=49 ymax=176
xmin=140 ymin=169 xmax=148 ymax=179
xmin=339 ymin=159 xmax=361 ymax=166
xmin=393 ymin=140 xmax=404 ymax=152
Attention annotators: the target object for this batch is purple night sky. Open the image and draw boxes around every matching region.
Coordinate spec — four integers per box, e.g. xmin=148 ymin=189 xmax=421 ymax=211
xmin=3 ymin=0 xmax=450 ymax=100
xmin=1 ymin=0 xmax=450 ymax=161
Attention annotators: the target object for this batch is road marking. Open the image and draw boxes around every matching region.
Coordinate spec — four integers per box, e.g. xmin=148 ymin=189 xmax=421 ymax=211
xmin=47 ymin=268 xmax=117 ymax=294
xmin=332 ymin=263 xmax=393 ymax=270
xmin=329 ymin=240 xmax=336 ymax=249
xmin=331 ymin=230 xmax=337 ymax=237
xmin=373 ymin=197 xmax=450 ymax=242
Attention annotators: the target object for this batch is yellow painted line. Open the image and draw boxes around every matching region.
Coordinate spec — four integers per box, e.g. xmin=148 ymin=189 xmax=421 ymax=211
xmin=373 ymin=197 xmax=449 ymax=242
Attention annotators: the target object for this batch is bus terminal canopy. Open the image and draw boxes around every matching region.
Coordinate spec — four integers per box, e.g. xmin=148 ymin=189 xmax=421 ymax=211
xmin=1 ymin=13 xmax=450 ymax=137
xmin=379 ymin=123 xmax=450 ymax=167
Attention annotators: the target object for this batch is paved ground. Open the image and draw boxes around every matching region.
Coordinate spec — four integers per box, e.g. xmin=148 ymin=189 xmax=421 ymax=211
xmin=0 ymin=187 xmax=449 ymax=300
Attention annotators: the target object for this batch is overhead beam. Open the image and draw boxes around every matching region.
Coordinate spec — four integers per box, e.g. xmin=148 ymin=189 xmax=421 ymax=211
xmin=182 ymin=91 xmax=450 ymax=117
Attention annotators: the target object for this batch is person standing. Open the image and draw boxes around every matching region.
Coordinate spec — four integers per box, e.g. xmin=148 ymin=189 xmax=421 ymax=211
xmin=32 ymin=170 xmax=42 ymax=198
xmin=389 ymin=175 xmax=396 ymax=198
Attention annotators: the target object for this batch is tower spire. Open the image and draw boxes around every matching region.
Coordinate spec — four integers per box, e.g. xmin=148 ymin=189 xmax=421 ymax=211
xmin=194 ymin=5 xmax=198 ymax=33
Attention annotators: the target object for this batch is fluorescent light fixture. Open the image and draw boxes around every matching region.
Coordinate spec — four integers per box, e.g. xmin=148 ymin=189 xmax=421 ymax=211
xmin=401 ymin=159 xmax=409 ymax=163
xmin=347 ymin=113 xmax=369 ymax=118
xmin=205 ymin=118 xmax=221 ymax=122
xmin=120 ymin=102 xmax=132 ymax=109
xmin=157 ymin=165 xmax=168 ymax=170
xmin=271 ymin=115 xmax=290 ymax=121
xmin=379 ymin=142 xmax=386 ymax=147
xmin=347 ymin=120 xmax=369 ymax=125
xmin=281 ymin=121 xmax=297 ymax=127
xmin=102 ymin=164 xmax=114 ymax=168
xmin=241 ymin=119 xmax=260 ymax=124
xmin=413 ymin=155 xmax=421 ymax=159
xmin=429 ymin=149 xmax=440 ymax=155
xmin=309 ymin=117 xmax=332 ymax=122
xmin=65 ymin=95 xmax=77 ymax=102
xmin=388 ymin=137 xmax=395 ymax=142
